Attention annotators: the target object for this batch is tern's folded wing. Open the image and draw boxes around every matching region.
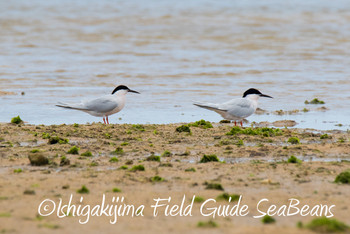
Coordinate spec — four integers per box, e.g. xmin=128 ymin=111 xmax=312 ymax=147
xmin=219 ymin=98 xmax=254 ymax=118
xmin=84 ymin=97 xmax=119 ymax=113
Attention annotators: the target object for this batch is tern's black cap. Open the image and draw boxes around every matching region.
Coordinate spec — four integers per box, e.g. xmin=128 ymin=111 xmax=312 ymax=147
xmin=112 ymin=85 xmax=140 ymax=95
xmin=242 ymin=88 xmax=272 ymax=98
xmin=242 ymin=88 xmax=262 ymax=98
xmin=112 ymin=85 xmax=130 ymax=94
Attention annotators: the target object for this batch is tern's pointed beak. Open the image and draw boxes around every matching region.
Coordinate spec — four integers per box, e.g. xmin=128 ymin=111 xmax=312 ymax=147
xmin=128 ymin=89 xmax=140 ymax=94
xmin=260 ymin=94 xmax=273 ymax=98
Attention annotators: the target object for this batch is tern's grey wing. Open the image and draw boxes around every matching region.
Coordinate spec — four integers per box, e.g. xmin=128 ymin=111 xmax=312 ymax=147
xmin=83 ymin=97 xmax=119 ymax=113
xmin=218 ymin=98 xmax=255 ymax=118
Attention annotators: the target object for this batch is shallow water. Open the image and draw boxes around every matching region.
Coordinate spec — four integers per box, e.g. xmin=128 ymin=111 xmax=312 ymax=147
xmin=1 ymin=0 xmax=350 ymax=130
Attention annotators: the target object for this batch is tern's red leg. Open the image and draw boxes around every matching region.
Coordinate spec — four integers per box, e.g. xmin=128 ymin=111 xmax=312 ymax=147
xmin=103 ymin=117 xmax=106 ymax=124
xmin=106 ymin=116 xmax=109 ymax=124
xmin=240 ymin=121 xmax=243 ymax=127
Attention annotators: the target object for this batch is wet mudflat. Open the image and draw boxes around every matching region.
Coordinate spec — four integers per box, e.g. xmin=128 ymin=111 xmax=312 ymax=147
xmin=0 ymin=122 xmax=349 ymax=233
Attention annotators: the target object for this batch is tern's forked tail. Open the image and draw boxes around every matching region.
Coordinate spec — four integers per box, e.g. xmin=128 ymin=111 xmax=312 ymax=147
xmin=193 ymin=102 xmax=222 ymax=112
xmin=56 ymin=102 xmax=88 ymax=111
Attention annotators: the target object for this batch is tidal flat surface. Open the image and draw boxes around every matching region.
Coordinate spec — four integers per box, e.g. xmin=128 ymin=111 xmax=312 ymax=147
xmin=0 ymin=122 xmax=349 ymax=233
xmin=1 ymin=0 xmax=350 ymax=129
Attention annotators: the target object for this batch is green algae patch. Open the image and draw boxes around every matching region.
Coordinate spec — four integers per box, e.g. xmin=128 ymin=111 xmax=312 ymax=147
xmin=161 ymin=150 xmax=172 ymax=157
xmin=109 ymin=157 xmax=119 ymax=163
xmin=132 ymin=124 xmax=145 ymax=132
xmin=13 ymin=168 xmax=23 ymax=173
xmin=146 ymin=155 xmax=160 ymax=162
xmin=23 ymin=189 xmax=35 ymax=195
xmin=119 ymin=165 xmax=128 ymax=170
xmin=130 ymin=165 xmax=145 ymax=172
xmin=11 ymin=116 xmax=23 ymax=124
xmin=288 ymin=137 xmax=300 ymax=144
xmin=67 ymin=146 xmax=79 ymax=154
xmin=197 ymin=220 xmax=218 ymax=228
xmin=42 ymin=132 xmax=51 ymax=139
xmin=111 ymin=147 xmax=124 ymax=155
xmin=200 ymin=154 xmax=219 ymax=163
xmin=81 ymin=151 xmax=92 ymax=157
xmin=305 ymin=98 xmax=325 ymax=105
xmin=226 ymin=127 xmax=282 ymax=137
xmin=185 ymin=167 xmax=196 ymax=172
xmin=306 ymin=217 xmax=349 ymax=233
xmin=287 ymin=155 xmax=302 ymax=164
xmin=262 ymin=215 xmax=276 ymax=224
xmin=0 ymin=212 xmax=11 ymax=218
xmin=320 ymin=134 xmax=332 ymax=139
xmin=189 ymin=119 xmax=213 ymax=129
xmin=48 ymin=136 xmax=69 ymax=144
xmin=205 ymin=182 xmax=224 ymax=191
xmin=150 ymin=175 xmax=164 ymax=182
xmin=38 ymin=223 xmax=60 ymax=229
xmin=194 ymin=196 xmax=205 ymax=203
xmin=176 ymin=125 xmax=191 ymax=133
xmin=334 ymin=170 xmax=350 ymax=184
xmin=112 ymin=187 xmax=122 ymax=193
xmin=216 ymin=193 xmax=240 ymax=202
xmin=77 ymin=185 xmax=89 ymax=194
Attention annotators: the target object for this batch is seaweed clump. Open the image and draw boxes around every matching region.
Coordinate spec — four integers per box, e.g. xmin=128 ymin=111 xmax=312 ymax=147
xmin=161 ymin=150 xmax=172 ymax=157
xmin=132 ymin=124 xmax=145 ymax=132
xmin=334 ymin=170 xmax=350 ymax=184
xmin=67 ymin=146 xmax=79 ymax=155
xmin=205 ymin=182 xmax=224 ymax=191
xmin=305 ymin=98 xmax=325 ymax=105
xmin=81 ymin=151 xmax=92 ymax=157
xmin=189 ymin=120 xmax=213 ymax=129
xmin=48 ymin=136 xmax=69 ymax=144
xmin=216 ymin=193 xmax=240 ymax=202
xmin=262 ymin=215 xmax=276 ymax=224
xmin=150 ymin=176 xmax=164 ymax=182
xmin=109 ymin=157 xmax=119 ymax=163
xmin=11 ymin=116 xmax=23 ymax=124
xmin=130 ymin=165 xmax=145 ymax=172
xmin=226 ymin=127 xmax=282 ymax=137
xmin=77 ymin=185 xmax=89 ymax=194
xmin=200 ymin=154 xmax=219 ymax=163
xmin=197 ymin=220 xmax=218 ymax=228
xmin=287 ymin=155 xmax=302 ymax=164
xmin=176 ymin=125 xmax=191 ymax=133
xmin=146 ymin=155 xmax=160 ymax=162
xmin=306 ymin=217 xmax=348 ymax=233
xmin=320 ymin=134 xmax=331 ymax=139
xmin=112 ymin=188 xmax=122 ymax=193
xmin=288 ymin=137 xmax=300 ymax=144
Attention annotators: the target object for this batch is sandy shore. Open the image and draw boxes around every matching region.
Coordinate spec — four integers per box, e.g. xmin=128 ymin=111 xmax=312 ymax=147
xmin=0 ymin=122 xmax=349 ymax=233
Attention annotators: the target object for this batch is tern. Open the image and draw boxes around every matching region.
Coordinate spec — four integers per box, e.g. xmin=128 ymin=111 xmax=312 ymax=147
xmin=56 ymin=85 xmax=140 ymax=124
xmin=194 ymin=88 xmax=272 ymax=126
